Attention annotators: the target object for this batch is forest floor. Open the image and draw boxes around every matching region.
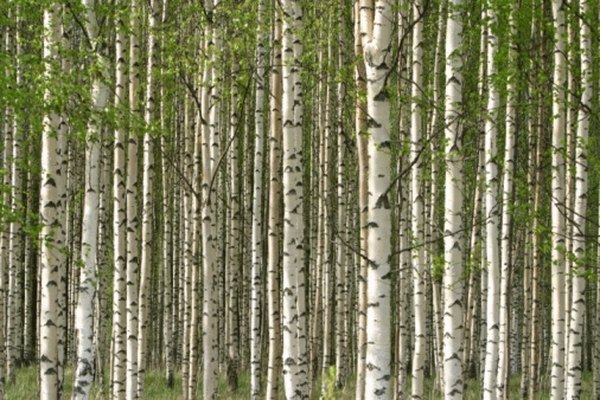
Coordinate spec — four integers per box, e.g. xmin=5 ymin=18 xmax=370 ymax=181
xmin=5 ymin=367 xmax=594 ymax=399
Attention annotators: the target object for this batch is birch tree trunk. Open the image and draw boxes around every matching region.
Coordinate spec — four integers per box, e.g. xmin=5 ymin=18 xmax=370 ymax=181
xmin=188 ymin=100 xmax=201 ymax=399
xmin=311 ymin=29 xmax=325 ymax=381
xmin=550 ymin=0 xmax=567 ymax=396
xmin=0 ymin=158 xmax=8 ymax=391
xmin=428 ymin=2 xmax=446 ymax=392
xmin=111 ymin=1 xmax=127 ymax=397
xmin=72 ymin=0 xmax=109 ymax=397
xmin=483 ymin=0 xmax=500 ymax=396
xmin=136 ymin=0 xmax=157 ymax=397
xmin=354 ymin=1 xmax=369 ymax=397
xmin=497 ymin=7 xmax=516 ymax=398
xmin=72 ymin=121 xmax=103 ymax=400
xmin=126 ymin=0 xmax=141 ymax=396
xmin=227 ymin=59 xmax=241 ymax=391
xmin=265 ymin=4 xmax=283 ymax=398
xmin=565 ymin=0 xmax=591 ymax=395
xmin=95 ymin=133 xmax=111 ymax=390
xmin=359 ymin=1 xmax=393 ymax=398
xmin=57 ymin=16 xmax=71 ymax=385
xmin=528 ymin=107 xmax=544 ymax=400
xmin=0 ymin=11 xmax=12 ymax=395
xmin=563 ymin=9 xmax=579 ymax=380
xmin=334 ymin=3 xmax=348 ymax=384
xmin=159 ymin=0 xmax=173 ymax=388
xmin=202 ymin=6 xmax=221 ymax=396
xmin=442 ymin=0 xmax=465 ymax=395
xmin=320 ymin=32 xmax=333 ymax=382
xmin=521 ymin=104 xmax=535 ymax=400
xmin=6 ymin=5 xmax=22 ymax=383
xmin=40 ymin=4 xmax=67 ymax=399
xmin=410 ymin=0 xmax=425 ymax=396
xmin=0 ymin=104 xmax=8 ymax=400
xmin=250 ymin=1 xmax=266 ymax=398
xmin=281 ymin=0 xmax=308 ymax=397
xmin=182 ymin=93 xmax=193 ymax=400
xmin=397 ymin=159 xmax=410 ymax=400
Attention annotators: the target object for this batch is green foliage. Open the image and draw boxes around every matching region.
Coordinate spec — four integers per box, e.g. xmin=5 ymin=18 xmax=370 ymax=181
xmin=465 ymin=240 xmax=482 ymax=275
xmin=432 ymin=253 xmax=445 ymax=284
xmin=322 ymin=366 xmax=337 ymax=400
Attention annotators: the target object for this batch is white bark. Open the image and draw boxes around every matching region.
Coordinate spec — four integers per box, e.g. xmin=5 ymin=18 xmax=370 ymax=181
xmin=334 ymin=5 xmax=347 ymax=384
xmin=73 ymin=126 xmax=103 ymax=400
xmin=95 ymin=133 xmax=111 ymax=389
xmin=550 ymin=0 xmax=567 ymax=397
xmin=202 ymin=7 xmax=220 ymax=396
xmin=397 ymin=159 xmax=410 ymax=400
xmin=72 ymin=2 xmax=109 ymax=398
xmin=40 ymin=4 xmax=67 ymax=400
xmin=227 ymin=59 xmax=241 ymax=389
xmin=266 ymin=7 xmax=283 ymax=399
xmin=181 ymin=94 xmax=193 ymax=399
xmin=497 ymin=8 xmax=516 ymax=398
xmin=136 ymin=0 xmax=157 ymax=397
xmin=320 ymin=32 xmax=333 ymax=381
xmin=354 ymin=2 xmax=369 ymax=397
xmin=281 ymin=0 xmax=308 ymax=398
xmin=427 ymin=2 xmax=445 ymax=391
xmin=483 ymin=0 xmax=500 ymax=397
xmin=565 ymin=0 xmax=590 ymax=395
xmin=410 ymin=0 xmax=425 ymax=396
xmin=563 ymin=15 xmax=576 ymax=390
xmin=250 ymin=0 xmax=266 ymax=397
xmin=360 ymin=1 xmax=394 ymax=398
xmin=0 ymin=12 xmax=12 ymax=395
xmin=111 ymin=1 xmax=127 ymax=397
xmin=158 ymin=0 xmax=173 ymax=388
xmin=6 ymin=5 xmax=21 ymax=384
xmin=126 ymin=0 xmax=141 ymax=396
xmin=442 ymin=0 xmax=465 ymax=396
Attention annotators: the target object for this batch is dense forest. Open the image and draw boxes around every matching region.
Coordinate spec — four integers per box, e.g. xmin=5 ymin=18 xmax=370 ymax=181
xmin=1 ymin=0 xmax=600 ymax=399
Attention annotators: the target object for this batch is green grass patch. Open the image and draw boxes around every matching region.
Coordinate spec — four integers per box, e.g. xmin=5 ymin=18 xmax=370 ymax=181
xmin=6 ymin=367 xmax=595 ymax=399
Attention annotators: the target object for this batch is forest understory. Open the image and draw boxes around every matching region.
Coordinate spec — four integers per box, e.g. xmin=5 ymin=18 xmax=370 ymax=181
xmin=6 ymin=368 xmax=595 ymax=399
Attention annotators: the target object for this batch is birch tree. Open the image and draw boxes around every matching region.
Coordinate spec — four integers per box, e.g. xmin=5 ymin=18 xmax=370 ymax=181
xmin=497 ymin=6 xmax=516 ymax=397
xmin=334 ymin=1 xmax=348 ymax=385
xmin=126 ymin=0 xmax=141 ymax=396
xmin=136 ymin=0 xmax=158 ymax=397
xmin=354 ymin=1 xmax=369 ymax=397
xmin=565 ymin=0 xmax=591 ymax=395
xmin=201 ymin=4 xmax=221 ymax=396
xmin=482 ymin=0 xmax=500 ymax=396
xmin=40 ymin=4 xmax=67 ymax=399
xmin=265 ymin=5 xmax=283 ymax=399
xmin=159 ymin=0 xmax=174 ymax=388
xmin=410 ymin=0 xmax=426 ymax=395
xmin=72 ymin=0 xmax=109 ymax=397
xmin=0 ymin=9 xmax=12 ymax=393
xmin=111 ymin=1 xmax=128 ymax=397
xmin=550 ymin=0 xmax=567 ymax=396
xmin=442 ymin=0 xmax=465 ymax=396
xmin=359 ymin=0 xmax=394 ymax=398
xmin=281 ymin=0 xmax=308 ymax=397
xmin=250 ymin=0 xmax=266 ymax=397
xmin=6 ymin=4 xmax=21 ymax=384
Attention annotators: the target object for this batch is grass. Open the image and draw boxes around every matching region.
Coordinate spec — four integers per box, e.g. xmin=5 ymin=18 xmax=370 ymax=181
xmin=6 ymin=367 xmax=252 ymax=399
xmin=6 ymin=367 xmax=595 ymax=399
